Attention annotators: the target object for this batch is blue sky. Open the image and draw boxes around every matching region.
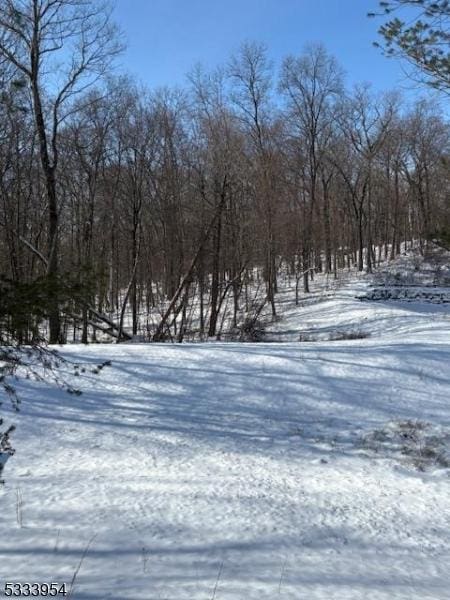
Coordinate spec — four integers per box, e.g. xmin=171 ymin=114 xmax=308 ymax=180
xmin=112 ymin=0 xmax=426 ymax=98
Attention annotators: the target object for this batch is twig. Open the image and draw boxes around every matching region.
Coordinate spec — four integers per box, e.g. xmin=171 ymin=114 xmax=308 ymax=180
xmin=16 ymin=486 xmax=23 ymax=527
xmin=141 ymin=546 xmax=149 ymax=573
xmin=211 ymin=561 xmax=223 ymax=600
xmin=54 ymin=528 xmax=61 ymax=553
xmin=68 ymin=533 xmax=97 ymax=598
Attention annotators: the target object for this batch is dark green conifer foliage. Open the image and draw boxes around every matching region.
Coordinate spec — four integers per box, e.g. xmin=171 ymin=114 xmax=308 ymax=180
xmin=369 ymin=1 xmax=450 ymax=92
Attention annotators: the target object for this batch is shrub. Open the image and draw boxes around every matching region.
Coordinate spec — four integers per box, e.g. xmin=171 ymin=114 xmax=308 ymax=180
xmin=238 ymin=317 xmax=266 ymax=342
xmin=361 ymin=420 xmax=450 ymax=472
xmin=299 ymin=329 xmax=370 ymax=342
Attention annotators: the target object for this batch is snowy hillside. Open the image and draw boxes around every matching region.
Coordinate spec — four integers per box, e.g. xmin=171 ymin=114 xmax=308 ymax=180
xmin=1 ymin=254 xmax=450 ymax=599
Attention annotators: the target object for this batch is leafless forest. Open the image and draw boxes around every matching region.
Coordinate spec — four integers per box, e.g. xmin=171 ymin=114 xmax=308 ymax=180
xmin=0 ymin=0 xmax=449 ymax=344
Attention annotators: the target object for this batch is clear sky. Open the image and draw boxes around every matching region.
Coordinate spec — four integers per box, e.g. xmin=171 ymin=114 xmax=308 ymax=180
xmin=111 ymin=0 xmax=430 ymax=100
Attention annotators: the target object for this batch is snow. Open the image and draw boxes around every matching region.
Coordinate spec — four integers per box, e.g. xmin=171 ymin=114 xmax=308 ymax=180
xmin=0 ymin=452 xmax=9 ymax=474
xmin=1 ymin=258 xmax=450 ymax=599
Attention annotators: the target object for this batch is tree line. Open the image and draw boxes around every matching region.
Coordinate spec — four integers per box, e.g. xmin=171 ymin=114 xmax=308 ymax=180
xmin=0 ymin=1 xmax=449 ymax=345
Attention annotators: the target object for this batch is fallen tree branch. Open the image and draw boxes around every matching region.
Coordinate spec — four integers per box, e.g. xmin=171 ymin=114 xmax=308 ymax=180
xmin=153 ymin=177 xmax=228 ymax=342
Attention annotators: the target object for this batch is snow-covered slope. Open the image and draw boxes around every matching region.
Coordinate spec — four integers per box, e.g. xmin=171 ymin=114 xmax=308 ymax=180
xmin=1 ymin=260 xmax=449 ymax=599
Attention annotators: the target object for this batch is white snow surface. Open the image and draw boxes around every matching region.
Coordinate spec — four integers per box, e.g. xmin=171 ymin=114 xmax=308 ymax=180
xmin=1 ymin=266 xmax=450 ymax=599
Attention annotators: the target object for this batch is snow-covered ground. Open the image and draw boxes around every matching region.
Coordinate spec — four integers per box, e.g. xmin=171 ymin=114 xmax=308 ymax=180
xmin=1 ymin=254 xmax=450 ymax=599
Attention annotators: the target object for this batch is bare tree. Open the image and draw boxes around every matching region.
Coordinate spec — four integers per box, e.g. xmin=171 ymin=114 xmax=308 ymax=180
xmin=0 ymin=0 xmax=122 ymax=342
xmin=229 ymin=42 xmax=279 ymax=317
xmin=280 ymin=44 xmax=344 ymax=284
xmin=334 ymin=87 xmax=395 ymax=271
